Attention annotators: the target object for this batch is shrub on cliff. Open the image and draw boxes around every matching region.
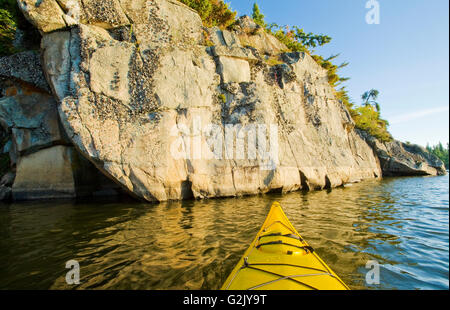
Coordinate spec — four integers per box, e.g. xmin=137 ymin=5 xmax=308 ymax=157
xmin=353 ymin=89 xmax=392 ymax=142
xmin=0 ymin=0 xmax=41 ymax=56
xmin=253 ymin=2 xmax=330 ymax=54
xmin=335 ymin=86 xmax=357 ymax=116
xmin=353 ymin=105 xmax=392 ymax=142
xmin=311 ymin=54 xmax=349 ymax=88
xmin=0 ymin=0 xmax=21 ymax=56
xmin=264 ymin=23 xmax=332 ymax=54
xmin=251 ymin=4 xmax=339 ymax=83
xmin=252 ymin=3 xmax=266 ymax=28
xmin=250 ymin=3 xmax=392 ymax=143
xmin=178 ymin=0 xmax=237 ymax=29
xmin=0 ymin=8 xmax=16 ymax=56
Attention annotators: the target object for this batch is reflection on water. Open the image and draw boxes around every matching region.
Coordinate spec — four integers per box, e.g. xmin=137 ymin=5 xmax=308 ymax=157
xmin=0 ymin=175 xmax=448 ymax=290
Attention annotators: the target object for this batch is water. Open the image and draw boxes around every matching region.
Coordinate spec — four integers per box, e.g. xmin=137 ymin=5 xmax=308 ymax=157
xmin=0 ymin=175 xmax=448 ymax=290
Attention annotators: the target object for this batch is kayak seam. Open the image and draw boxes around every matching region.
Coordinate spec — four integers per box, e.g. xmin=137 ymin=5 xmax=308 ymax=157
xmin=224 ymin=259 xmax=248 ymax=290
xmin=245 ymin=263 xmax=328 ymax=274
xmin=259 ymin=233 xmax=303 ymax=242
xmin=262 ymin=221 xmax=296 ymax=234
xmin=243 ymin=265 xmax=319 ymax=290
xmin=221 ymin=202 xmax=350 ymax=290
xmin=247 ymin=273 xmax=335 ymax=290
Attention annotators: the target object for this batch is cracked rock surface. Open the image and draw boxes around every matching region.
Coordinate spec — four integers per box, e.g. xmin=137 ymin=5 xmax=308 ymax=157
xmin=17 ymin=0 xmax=386 ymax=202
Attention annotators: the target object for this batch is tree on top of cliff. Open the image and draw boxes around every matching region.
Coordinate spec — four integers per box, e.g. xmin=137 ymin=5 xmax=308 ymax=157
xmin=178 ymin=0 xmax=237 ymax=29
xmin=312 ymin=54 xmax=350 ymax=88
xmin=252 ymin=3 xmax=266 ymax=28
xmin=246 ymin=3 xmax=393 ymax=142
xmin=353 ymin=90 xmax=392 ymax=142
xmin=265 ymin=23 xmax=332 ymax=53
xmin=362 ymin=89 xmax=381 ymax=112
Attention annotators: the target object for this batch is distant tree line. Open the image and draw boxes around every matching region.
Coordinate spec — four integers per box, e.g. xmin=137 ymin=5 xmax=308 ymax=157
xmin=427 ymin=142 xmax=449 ymax=169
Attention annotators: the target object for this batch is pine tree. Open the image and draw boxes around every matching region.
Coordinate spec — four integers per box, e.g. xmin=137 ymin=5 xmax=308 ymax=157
xmin=362 ymin=89 xmax=380 ymax=111
xmin=0 ymin=8 xmax=16 ymax=56
xmin=426 ymin=142 xmax=449 ymax=169
xmin=252 ymin=2 xmax=266 ymax=27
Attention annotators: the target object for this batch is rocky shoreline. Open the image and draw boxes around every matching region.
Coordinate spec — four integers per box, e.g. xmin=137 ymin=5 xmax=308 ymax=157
xmin=0 ymin=0 xmax=446 ymax=203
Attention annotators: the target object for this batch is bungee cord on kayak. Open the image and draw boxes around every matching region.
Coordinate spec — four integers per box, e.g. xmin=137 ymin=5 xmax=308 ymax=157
xmin=221 ymin=202 xmax=350 ymax=290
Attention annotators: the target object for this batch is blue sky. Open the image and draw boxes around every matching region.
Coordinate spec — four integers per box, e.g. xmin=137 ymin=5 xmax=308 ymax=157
xmin=225 ymin=0 xmax=449 ymax=147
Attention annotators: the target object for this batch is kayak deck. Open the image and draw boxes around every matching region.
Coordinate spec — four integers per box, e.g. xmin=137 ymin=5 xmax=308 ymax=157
xmin=221 ymin=202 xmax=349 ymax=290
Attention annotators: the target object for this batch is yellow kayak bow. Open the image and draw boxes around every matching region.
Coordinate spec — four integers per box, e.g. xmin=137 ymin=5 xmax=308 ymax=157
xmin=221 ymin=202 xmax=349 ymax=290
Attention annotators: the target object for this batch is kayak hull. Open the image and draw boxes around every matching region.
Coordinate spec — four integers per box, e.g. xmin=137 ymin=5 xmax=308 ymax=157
xmin=221 ymin=202 xmax=349 ymax=290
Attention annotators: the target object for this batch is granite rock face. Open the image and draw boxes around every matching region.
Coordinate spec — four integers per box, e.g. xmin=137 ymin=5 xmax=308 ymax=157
xmin=0 ymin=51 xmax=50 ymax=93
xmin=12 ymin=145 xmax=80 ymax=200
xmin=15 ymin=0 xmax=384 ymax=202
xmin=361 ymin=131 xmax=446 ymax=176
xmin=11 ymin=144 xmax=123 ymax=200
xmin=0 ymin=48 xmax=122 ymax=201
xmin=0 ymin=87 xmax=68 ymax=154
xmin=233 ymin=16 xmax=288 ymax=56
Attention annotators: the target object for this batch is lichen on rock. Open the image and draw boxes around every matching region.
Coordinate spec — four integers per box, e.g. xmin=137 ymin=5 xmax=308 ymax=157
xmin=14 ymin=0 xmax=389 ymax=202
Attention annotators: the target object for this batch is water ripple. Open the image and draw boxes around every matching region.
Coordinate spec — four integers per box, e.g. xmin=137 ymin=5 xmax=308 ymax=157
xmin=0 ymin=175 xmax=448 ymax=290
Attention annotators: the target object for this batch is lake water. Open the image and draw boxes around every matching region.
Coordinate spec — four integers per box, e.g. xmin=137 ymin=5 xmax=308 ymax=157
xmin=0 ymin=174 xmax=448 ymax=290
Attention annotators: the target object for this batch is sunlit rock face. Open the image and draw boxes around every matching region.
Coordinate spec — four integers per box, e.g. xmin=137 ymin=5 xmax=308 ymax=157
xmin=17 ymin=0 xmax=383 ymax=202
xmin=360 ymin=131 xmax=446 ymax=177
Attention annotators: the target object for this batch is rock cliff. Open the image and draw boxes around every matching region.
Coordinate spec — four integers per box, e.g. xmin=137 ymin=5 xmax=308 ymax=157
xmin=360 ymin=131 xmax=446 ymax=176
xmin=0 ymin=51 xmax=123 ymax=200
xmin=0 ymin=0 xmax=445 ymax=202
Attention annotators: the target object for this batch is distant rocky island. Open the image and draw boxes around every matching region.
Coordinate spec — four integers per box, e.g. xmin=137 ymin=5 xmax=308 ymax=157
xmin=0 ymin=0 xmax=446 ymax=202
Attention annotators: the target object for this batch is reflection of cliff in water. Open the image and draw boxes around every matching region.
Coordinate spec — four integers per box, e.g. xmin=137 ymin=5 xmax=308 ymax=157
xmin=0 ymin=175 xmax=448 ymax=290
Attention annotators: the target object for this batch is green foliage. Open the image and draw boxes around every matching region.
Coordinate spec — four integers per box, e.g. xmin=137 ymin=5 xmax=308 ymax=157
xmin=179 ymin=0 xmax=237 ymax=29
xmin=250 ymin=4 xmax=348 ymax=110
xmin=353 ymin=104 xmax=392 ymax=142
xmin=311 ymin=54 xmax=349 ymax=88
xmin=292 ymin=27 xmax=332 ymax=49
xmin=251 ymin=4 xmax=391 ymax=142
xmin=266 ymin=23 xmax=331 ymax=53
xmin=218 ymin=93 xmax=226 ymax=103
xmin=0 ymin=0 xmax=19 ymax=16
xmin=181 ymin=0 xmax=212 ymax=21
xmin=427 ymin=142 xmax=449 ymax=169
xmin=252 ymin=3 xmax=266 ymax=28
xmin=249 ymin=3 xmax=337 ymax=94
xmin=0 ymin=8 xmax=16 ymax=56
xmin=349 ymin=89 xmax=392 ymax=142
xmin=362 ymin=89 xmax=380 ymax=112
xmin=335 ymin=86 xmax=357 ymax=116
xmin=0 ymin=0 xmax=26 ymax=33
xmin=0 ymin=0 xmax=41 ymax=56
xmin=264 ymin=55 xmax=283 ymax=66
xmin=267 ymin=24 xmax=308 ymax=53
xmin=184 ymin=1 xmax=393 ymax=143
